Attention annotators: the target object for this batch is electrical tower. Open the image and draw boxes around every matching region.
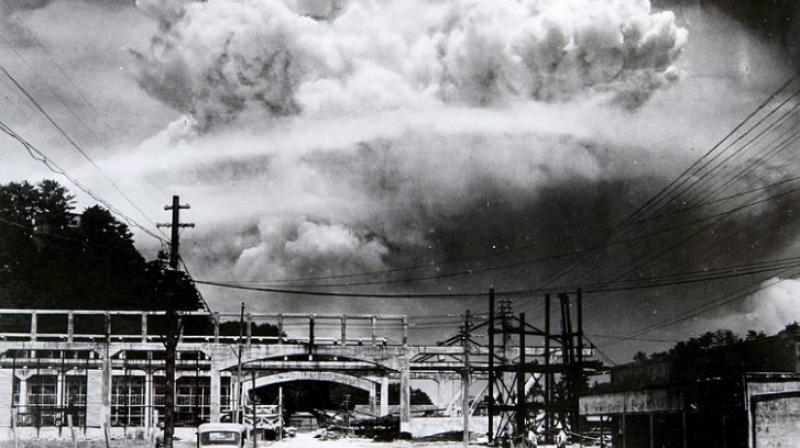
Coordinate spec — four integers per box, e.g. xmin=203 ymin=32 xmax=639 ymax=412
xmin=487 ymin=289 xmax=603 ymax=445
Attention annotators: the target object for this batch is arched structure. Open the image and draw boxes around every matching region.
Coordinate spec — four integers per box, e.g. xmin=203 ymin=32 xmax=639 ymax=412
xmin=240 ymin=371 xmax=380 ymax=415
xmin=240 ymin=371 xmax=377 ymax=396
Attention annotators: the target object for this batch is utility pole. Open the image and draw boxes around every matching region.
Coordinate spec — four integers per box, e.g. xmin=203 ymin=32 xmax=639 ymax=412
xmin=462 ymin=310 xmax=471 ymax=448
xmin=236 ymin=303 xmax=245 ymax=424
xmin=487 ymin=289 xmax=495 ymax=444
xmin=156 ymin=195 xmax=194 ymax=448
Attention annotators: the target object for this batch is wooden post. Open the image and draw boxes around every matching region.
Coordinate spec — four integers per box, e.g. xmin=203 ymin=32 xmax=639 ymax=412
xmin=308 ymin=314 xmax=315 ymax=359
xmin=341 ymin=316 xmax=347 ymax=345
xmin=682 ymin=411 xmax=687 ymax=448
xmin=103 ymin=422 xmax=111 ymax=448
xmin=516 ymin=312 xmax=526 ymax=442
xmin=371 ymin=316 xmax=377 ymax=346
xmin=649 ymin=413 xmax=654 ymax=448
xmin=463 ymin=310 xmax=471 ymax=448
xmin=251 ymin=370 xmax=257 ymax=448
xmin=246 ymin=313 xmax=253 ymax=349
xmin=177 ymin=317 xmax=183 ymax=344
xmin=278 ymin=386 xmax=284 ymax=441
xmin=544 ymin=294 xmax=551 ymax=443
xmin=488 ymin=288 xmax=495 ymax=443
xmin=277 ymin=314 xmax=284 ymax=344
xmin=68 ymin=414 xmax=77 ymax=448
xmin=402 ymin=317 xmax=408 ymax=346
xmin=576 ymin=288 xmax=583 ymax=438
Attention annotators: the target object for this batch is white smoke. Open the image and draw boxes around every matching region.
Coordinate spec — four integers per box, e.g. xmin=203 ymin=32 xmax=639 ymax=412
xmin=131 ymin=0 xmax=687 ymax=129
xmin=112 ymin=0 xmax=800 ymax=322
xmin=698 ymin=277 xmax=800 ymax=336
xmin=235 ymin=220 xmax=389 ymax=280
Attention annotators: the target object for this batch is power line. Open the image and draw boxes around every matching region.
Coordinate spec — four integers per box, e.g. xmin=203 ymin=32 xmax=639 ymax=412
xmin=537 ymin=76 xmax=800 ymax=288
xmin=600 ymin=264 xmax=800 ymax=348
xmin=0 ymin=63 xmax=166 ymax=240
xmin=199 ymin=179 xmax=800 ymax=290
xmin=558 ymin=82 xmax=800 ymax=291
xmin=194 ymin=253 xmax=800 ymax=299
xmin=0 ymin=0 xmax=118 ymax=139
xmin=0 ymin=118 xmax=166 ymax=243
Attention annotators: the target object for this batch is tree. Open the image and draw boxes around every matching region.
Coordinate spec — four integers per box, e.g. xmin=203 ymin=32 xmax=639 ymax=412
xmin=0 ymin=180 xmax=202 ymax=312
xmin=388 ymin=384 xmax=433 ymax=405
xmin=0 ymin=180 xmax=203 ymax=336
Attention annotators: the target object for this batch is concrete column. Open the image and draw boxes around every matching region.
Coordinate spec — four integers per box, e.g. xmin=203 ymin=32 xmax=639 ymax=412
xmin=56 ymin=371 xmax=64 ymax=417
xmin=400 ymin=355 xmax=411 ymax=432
xmin=210 ymin=369 xmax=222 ymax=423
xmin=144 ymin=371 xmax=153 ymax=429
xmin=436 ymin=376 xmax=446 ymax=409
xmin=67 ymin=313 xmax=75 ymax=343
xmin=16 ymin=375 xmax=28 ymax=412
xmin=85 ymin=370 xmax=105 ymax=428
xmin=101 ymin=342 xmax=112 ymax=428
xmin=141 ymin=314 xmax=148 ymax=344
xmin=0 ymin=370 xmax=12 ymax=429
xmin=30 ymin=311 xmax=37 ymax=341
xmin=213 ymin=313 xmax=220 ymax=343
xmin=369 ymin=383 xmax=377 ymax=416
xmin=380 ymin=377 xmax=389 ymax=417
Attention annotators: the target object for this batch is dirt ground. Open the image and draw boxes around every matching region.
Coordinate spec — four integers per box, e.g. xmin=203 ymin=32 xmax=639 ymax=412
xmin=0 ymin=432 xmax=580 ymax=448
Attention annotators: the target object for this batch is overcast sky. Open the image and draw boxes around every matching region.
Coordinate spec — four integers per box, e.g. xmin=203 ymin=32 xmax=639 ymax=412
xmin=1 ymin=0 xmax=799 ymax=363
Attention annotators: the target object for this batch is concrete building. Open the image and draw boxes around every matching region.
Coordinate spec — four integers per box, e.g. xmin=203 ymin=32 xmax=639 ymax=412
xmin=580 ymin=328 xmax=800 ymax=448
xmin=0 ymin=308 xmax=538 ymax=441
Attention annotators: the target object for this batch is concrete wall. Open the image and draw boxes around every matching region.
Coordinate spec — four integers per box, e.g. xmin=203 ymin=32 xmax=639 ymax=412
xmin=580 ymin=388 xmax=684 ymax=415
xmin=752 ymin=393 xmax=800 ymax=448
xmin=746 ymin=375 xmax=800 ymax=448
xmin=408 ymin=416 xmax=497 ymax=438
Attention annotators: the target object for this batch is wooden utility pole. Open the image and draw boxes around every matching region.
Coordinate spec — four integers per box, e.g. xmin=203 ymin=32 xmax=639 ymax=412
xmin=487 ymin=289 xmax=495 ymax=444
xmin=156 ymin=195 xmax=194 ymax=448
xmin=236 ymin=303 xmax=245 ymax=424
xmin=516 ymin=313 xmax=526 ymax=443
xmin=462 ymin=310 xmax=471 ymax=448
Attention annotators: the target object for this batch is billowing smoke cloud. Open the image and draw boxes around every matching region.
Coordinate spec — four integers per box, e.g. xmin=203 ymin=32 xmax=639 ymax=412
xmin=108 ymin=0 xmax=800 ymax=330
xmin=697 ymin=277 xmax=800 ymax=336
xmin=131 ymin=0 xmax=687 ymax=130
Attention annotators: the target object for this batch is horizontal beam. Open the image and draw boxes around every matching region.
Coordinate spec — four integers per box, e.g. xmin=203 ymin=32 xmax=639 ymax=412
xmin=0 ymin=308 xmax=407 ymax=320
xmin=492 ymin=360 xmax=604 ymax=373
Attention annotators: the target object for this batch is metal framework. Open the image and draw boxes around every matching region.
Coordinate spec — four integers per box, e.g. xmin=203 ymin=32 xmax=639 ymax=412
xmin=486 ymin=289 xmax=603 ymax=445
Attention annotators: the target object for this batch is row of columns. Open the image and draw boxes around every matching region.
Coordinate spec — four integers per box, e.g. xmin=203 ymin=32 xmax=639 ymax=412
xmin=25 ymin=312 xmax=410 ymax=347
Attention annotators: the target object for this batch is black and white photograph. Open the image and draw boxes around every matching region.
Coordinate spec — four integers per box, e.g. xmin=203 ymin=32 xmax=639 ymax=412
xmin=0 ymin=0 xmax=799 ymax=447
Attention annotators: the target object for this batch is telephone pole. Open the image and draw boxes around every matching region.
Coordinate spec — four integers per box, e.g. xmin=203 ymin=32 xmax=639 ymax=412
xmin=156 ymin=195 xmax=194 ymax=448
xmin=158 ymin=195 xmax=195 ymax=270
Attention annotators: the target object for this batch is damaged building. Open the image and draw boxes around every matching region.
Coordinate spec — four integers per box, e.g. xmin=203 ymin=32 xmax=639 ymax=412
xmin=580 ymin=327 xmax=800 ymax=448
